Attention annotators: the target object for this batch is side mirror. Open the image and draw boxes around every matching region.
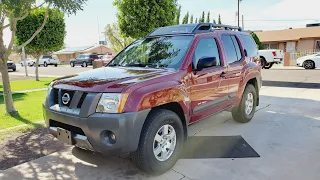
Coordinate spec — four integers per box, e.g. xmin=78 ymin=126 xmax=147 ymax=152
xmin=196 ymin=57 xmax=217 ymax=71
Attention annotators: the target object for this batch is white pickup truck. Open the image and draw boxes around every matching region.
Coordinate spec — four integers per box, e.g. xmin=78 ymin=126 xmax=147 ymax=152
xmin=259 ymin=49 xmax=284 ymax=69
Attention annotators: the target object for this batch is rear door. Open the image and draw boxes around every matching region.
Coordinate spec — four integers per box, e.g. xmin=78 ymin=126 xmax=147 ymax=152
xmin=190 ymin=36 xmax=229 ymax=123
xmin=221 ymin=34 xmax=244 ymax=102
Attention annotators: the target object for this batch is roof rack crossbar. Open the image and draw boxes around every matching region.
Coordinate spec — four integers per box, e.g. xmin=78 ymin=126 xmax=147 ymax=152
xmin=147 ymin=23 xmax=242 ymax=37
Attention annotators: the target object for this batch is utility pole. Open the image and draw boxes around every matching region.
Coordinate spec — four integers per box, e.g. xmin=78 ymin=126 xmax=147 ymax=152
xmin=238 ymin=0 xmax=240 ymax=27
xmin=242 ymin=15 xmax=244 ymax=30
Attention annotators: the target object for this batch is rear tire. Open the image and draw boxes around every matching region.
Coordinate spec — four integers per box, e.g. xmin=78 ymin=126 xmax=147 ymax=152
xmin=232 ymin=84 xmax=257 ymax=123
xmin=131 ymin=109 xmax=184 ymax=175
xmin=54 ymin=64 xmax=58 ymax=67
xmin=82 ymin=61 xmax=87 ymax=67
xmin=303 ymin=60 xmax=315 ymax=69
xmin=70 ymin=62 xmax=75 ymax=67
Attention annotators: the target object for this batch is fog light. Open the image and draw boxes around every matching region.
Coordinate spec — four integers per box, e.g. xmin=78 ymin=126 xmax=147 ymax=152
xmin=109 ymin=132 xmax=116 ymax=143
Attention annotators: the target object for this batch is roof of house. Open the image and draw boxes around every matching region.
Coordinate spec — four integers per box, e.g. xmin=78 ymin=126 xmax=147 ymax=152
xmin=256 ymin=26 xmax=320 ymax=43
xmin=54 ymin=46 xmax=94 ymax=54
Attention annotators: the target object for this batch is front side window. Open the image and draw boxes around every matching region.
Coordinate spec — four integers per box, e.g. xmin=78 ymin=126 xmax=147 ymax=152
xmin=221 ymin=35 xmax=238 ymax=64
xmin=108 ymin=36 xmax=194 ymax=69
xmin=193 ymin=38 xmax=221 ymax=69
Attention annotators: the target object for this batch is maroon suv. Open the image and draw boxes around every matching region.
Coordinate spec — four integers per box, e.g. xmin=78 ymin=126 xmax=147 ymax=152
xmin=43 ymin=23 xmax=262 ymax=174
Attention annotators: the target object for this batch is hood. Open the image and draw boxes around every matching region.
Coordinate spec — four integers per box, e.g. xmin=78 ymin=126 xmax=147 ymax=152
xmin=297 ymin=54 xmax=316 ymax=62
xmin=52 ymin=67 xmax=174 ymax=92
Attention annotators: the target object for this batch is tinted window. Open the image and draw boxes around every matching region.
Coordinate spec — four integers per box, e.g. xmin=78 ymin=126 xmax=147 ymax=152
xmin=193 ymin=38 xmax=221 ymax=69
xmin=240 ymin=34 xmax=258 ymax=57
xmin=231 ymin=36 xmax=242 ymax=61
xmin=90 ymin=55 xmax=98 ymax=59
xmin=221 ymin=35 xmax=238 ymax=64
xmin=43 ymin=55 xmax=52 ymax=59
xmin=77 ymin=55 xmax=83 ymax=59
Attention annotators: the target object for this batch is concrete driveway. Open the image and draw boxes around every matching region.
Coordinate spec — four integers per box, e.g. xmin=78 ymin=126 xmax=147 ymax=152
xmin=1 ymin=69 xmax=320 ymax=180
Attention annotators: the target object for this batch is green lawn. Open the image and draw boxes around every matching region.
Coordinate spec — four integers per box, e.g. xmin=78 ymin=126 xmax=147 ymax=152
xmin=0 ymin=91 xmax=47 ymax=129
xmin=0 ymin=78 xmax=55 ymax=92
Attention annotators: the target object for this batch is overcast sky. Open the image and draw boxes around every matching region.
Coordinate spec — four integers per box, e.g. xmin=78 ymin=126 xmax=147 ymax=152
xmin=3 ymin=0 xmax=320 ymax=47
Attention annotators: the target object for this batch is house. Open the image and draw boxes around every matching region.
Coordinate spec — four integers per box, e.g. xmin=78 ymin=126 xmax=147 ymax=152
xmin=53 ymin=45 xmax=116 ymax=63
xmin=256 ymin=26 xmax=320 ymax=53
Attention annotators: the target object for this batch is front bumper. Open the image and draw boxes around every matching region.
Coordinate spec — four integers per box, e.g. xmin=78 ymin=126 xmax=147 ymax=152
xmin=43 ymin=104 xmax=150 ymax=154
xmin=296 ymin=62 xmax=303 ymax=67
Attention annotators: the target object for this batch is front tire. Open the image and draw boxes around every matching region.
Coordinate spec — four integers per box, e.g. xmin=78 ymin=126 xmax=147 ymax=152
xmin=232 ymin=84 xmax=257 ymax=123
xmin=82 ymin=61 xmax=87 ymax=67
xmin=54 ymin=64 xmax=58 ymax=67
xmin=44 ymin=62 xmax=48 ymax=67
xmin=70 ymin=62 xmax=75 ymax=67
xmin=264 ymin=62 xmax=274 ymax=69
xmin=131 ymin=109 xmax=184 ymax=175
xmin=260 ymin=57 xmax=267 ymax=69
xmin=303 ymin=60 xmax=315 ymax=69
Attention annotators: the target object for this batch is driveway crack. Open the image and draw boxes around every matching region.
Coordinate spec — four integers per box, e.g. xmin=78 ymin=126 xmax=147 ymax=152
xmin=172 ymin=169 xmax=191 ymax=180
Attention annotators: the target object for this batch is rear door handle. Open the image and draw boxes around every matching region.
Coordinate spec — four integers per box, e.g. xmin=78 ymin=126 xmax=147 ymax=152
xmin=220 ymin=72 xmax=226 ymax=78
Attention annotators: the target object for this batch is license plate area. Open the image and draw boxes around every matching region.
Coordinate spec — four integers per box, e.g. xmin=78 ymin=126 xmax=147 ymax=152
xmin=57 ymin=127 xmax=74 ymax=145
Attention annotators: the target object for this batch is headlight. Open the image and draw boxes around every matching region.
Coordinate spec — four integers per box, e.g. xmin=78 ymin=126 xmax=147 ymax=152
xmin=96 ymin=93 xmax=129 ymax=113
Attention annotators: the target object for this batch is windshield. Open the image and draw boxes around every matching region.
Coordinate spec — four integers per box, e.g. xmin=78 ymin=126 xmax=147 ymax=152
xmin=108 ymin=35 xmax=194 ymax=69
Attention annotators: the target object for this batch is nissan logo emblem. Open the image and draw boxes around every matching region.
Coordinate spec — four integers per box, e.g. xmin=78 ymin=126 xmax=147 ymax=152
xmin=62 ymin=93 xmax=70 ymax=105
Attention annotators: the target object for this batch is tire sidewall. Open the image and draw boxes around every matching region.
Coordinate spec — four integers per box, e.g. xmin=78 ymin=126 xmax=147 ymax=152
xmin=138 ymin=110 xmax=184 ymax=173
xmin=240 ymin=85 xmax=257 ymax=120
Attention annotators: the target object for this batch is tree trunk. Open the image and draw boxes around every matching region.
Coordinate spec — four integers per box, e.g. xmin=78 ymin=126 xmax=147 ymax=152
xmin=35 ymin=54 xmax=41 ymax=81
xmin=22 ymin=46 xmax=28 ymax=76
xmin=0 ymin=62 xmax=17 ymax=115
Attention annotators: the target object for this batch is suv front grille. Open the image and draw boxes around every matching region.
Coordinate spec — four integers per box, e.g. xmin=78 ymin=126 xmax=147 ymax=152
xmin=52 ymin=88 xmax=87 ymax=109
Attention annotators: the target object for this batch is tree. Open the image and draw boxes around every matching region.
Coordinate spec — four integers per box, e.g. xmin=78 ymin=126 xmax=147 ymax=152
xmin=182 ymin=12 xmax=189 ymax=24
xmin=105 ymin=23 xmax=134 ymax=52
xmin=195 ymin=18 xmax=198 ymax=23
xmin=114 ymin=0 xmax=178 ymax=39
xmin=16 ymin=8 xmax=66 ymax=81
xmin=218 ymin=14 xmax=222 ymax=24
xmin=175 ymin=5 xmax=181 ymax=25
xmin=0 ymin=0 xmax=87 ymax=114
xmin=206 ymin=11 xmax=210 ymax=23
xmin=251 ymin=32 xmax=264 ymax=50
xmin=190 ymin=14 xmax=193 ymax=24
xmin=200 ymin=11 xmax=205 ymax=22
xmin=213 ymin=19 xmax=217 ymax=24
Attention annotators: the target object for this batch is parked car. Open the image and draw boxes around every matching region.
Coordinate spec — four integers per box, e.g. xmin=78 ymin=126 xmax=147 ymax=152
xmin=101 ymin=54 xmax=114 ymax=66
xmin=7 ymin=61 xmax=16 ymax=71
xmin=70 ymin=54 xmax=99 ymax=67
xmin=259 ymin=49 xmax=283 ymax=69
xmin=39 ymin=55 xmax=60 ymax=67
xmin=21 ymin=58 xmax=36 ymax=67
xmin=43 ymin=23 xmax=262 ymax=175
xmin=296 ymin=53 xmax=320 ymax=69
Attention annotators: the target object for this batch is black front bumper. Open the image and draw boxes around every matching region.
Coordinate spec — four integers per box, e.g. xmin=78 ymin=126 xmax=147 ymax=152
xmin=43 ymin=104 xmax=150 ymax=154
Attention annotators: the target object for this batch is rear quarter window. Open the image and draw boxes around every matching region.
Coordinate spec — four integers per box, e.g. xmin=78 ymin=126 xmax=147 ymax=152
xmin=240 ymin=34 xmax=258 ymax=58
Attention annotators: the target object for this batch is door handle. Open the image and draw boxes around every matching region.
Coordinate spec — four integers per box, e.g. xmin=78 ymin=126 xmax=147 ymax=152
xmin=220 ymin=72 xmax=226 ymax=78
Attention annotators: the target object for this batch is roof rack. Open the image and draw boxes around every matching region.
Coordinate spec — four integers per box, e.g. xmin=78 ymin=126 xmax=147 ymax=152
xmin=147 ymin=23 xmax=242 ymax=37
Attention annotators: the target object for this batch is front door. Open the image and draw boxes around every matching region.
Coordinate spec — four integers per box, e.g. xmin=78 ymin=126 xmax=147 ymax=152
xmin=190 ymin=37 xmax=229 ymax=123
